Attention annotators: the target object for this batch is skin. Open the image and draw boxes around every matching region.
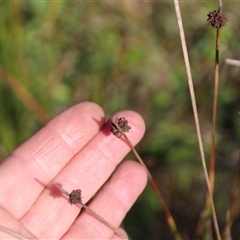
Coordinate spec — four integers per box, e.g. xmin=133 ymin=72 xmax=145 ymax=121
xmin=0 ymin=102 xmax=148 ymax=239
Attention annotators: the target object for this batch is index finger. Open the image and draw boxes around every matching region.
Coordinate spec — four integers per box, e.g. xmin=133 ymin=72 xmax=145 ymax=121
xmin=0 ymin=102 xmax=105 ymax=218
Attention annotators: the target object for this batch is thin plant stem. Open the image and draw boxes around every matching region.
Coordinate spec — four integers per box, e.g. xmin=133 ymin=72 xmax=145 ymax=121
xmin=0 ymin=225 xmax=30 ymax=240
xmin=207 ymin=0 xmax=225 ymax=236
xmin=208 ymin=0 xmax=223 ymax=192
xmin=225 ymin=58 xmax=240 ymax=67
xmin=218 ymin=0 xmax=222 ymax=12
xmin=173 ymin=0 xmax=221 ymax=240
xmin=224 ymin=148 xmax=240 ymax=239
xmin=208 ymin=26 xmax=220 ymax=206
xmin=56 ymin=185 xmax=127 ymax=240
xmin=113 ymin=122 xmax=181 ymax=240
xmin=223 ymin=210 xmax=232 ymax=240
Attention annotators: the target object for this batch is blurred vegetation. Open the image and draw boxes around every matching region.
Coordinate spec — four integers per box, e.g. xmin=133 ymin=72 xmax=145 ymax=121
xmin=0 ymin=1 xmax=240 ymax=239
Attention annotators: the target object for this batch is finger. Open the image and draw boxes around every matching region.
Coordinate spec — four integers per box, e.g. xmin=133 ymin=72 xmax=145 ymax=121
xmin=0 ymin=206 xmax=36 ymax=239
xmin=20 ymin=111 xmax=145 ymax=239
xmin=63 ymin=161 xmax=147 ymax=239
xmin=0 ymin=102 xmax=105 ymax=218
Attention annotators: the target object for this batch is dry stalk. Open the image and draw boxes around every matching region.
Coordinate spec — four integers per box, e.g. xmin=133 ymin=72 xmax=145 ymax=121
xmin=111 ymin=118 xmax=181 ymax=240
xmin=173 ymin=0 xmax=221 ymax=239
xmin=0 ymin=225 xmax=30 ymax=240
xmin=225 ymin=59 xmax=240 ymax=67
xmin=56 ymin=184 xmax=127 ymax=240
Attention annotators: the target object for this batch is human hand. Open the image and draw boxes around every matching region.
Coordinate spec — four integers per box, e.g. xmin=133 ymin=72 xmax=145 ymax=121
xmin=0 ymin=102 xmax=147 ymax=239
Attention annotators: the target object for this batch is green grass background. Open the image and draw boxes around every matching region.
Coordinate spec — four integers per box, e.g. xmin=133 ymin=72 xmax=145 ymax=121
xmin=0 ymin=1 xmax=240 ymax=239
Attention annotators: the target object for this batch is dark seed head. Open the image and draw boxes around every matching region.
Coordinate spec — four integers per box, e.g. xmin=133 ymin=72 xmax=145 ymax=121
xmin=68 ymin=189 xmax=82 ymax=204
xmin=110 ymin=117 xmax=131 ymax=138
xmin=207 ymin=10 xmax=228 ymax=29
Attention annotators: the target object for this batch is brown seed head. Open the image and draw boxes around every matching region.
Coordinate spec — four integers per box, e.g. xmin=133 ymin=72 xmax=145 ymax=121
xmin=207 ymin=10 xmax=228 ymax=29
xmin=110 ymin=117 xmax=131 ymax=138
xmin=68 ymin=189 xmax=82 ymax=204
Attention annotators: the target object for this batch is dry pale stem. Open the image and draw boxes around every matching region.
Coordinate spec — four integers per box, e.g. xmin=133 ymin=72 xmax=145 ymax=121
xmin=0 ymin=225 xmax=30 ymax=240
xmin=173 ymin=0 xmax=221 ymax=239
